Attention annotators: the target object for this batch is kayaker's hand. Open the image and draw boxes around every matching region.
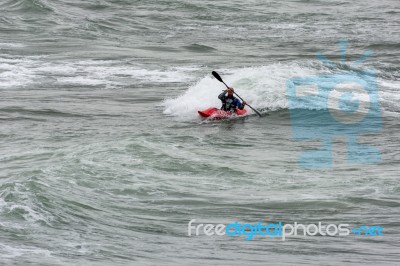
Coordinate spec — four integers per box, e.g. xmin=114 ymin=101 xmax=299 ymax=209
xmin=243 ymin=101 xmax=247 ymax=105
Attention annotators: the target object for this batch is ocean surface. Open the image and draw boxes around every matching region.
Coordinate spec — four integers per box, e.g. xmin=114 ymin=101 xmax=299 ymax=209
xmin=1 ymin=0 xmax=399 ymax=265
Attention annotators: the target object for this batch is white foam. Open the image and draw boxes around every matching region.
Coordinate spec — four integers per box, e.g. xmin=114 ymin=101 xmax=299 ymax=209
xmin=53 ymin=64 xmax=197 ymax=86
xmin=0 ymin=56 xmax=200 ymax=88
xmin=0 ymin=43 xmax=24 ymax=48
xmin=8 ymin=204 xmax=51 ymax=225
xmin=163 ymin=63 xmax=399 ymax=121
xmin=0 ymin=243 xmax=51 ymax=259
xmin=163 ymin=63 xmax=317 ymax=120
xmin=56 ymin=76 xmax=108 ymax=86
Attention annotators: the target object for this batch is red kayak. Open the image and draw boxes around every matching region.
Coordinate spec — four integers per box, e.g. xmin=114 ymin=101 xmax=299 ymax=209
xmin=198 ymin=107 xmax=247 ymax=119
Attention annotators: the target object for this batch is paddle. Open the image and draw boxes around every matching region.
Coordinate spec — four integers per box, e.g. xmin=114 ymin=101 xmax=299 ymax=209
xmin=212 ymin=71 xmax=262 ymax=117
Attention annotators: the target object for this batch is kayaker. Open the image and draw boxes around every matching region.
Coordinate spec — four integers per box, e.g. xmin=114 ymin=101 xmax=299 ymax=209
xmin=218 ymin=87 xmax=246 ymax=112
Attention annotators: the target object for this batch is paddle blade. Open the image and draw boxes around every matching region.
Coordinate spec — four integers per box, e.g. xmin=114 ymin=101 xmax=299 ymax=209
xmin=212 ymin=71 xmax=223 ymax=82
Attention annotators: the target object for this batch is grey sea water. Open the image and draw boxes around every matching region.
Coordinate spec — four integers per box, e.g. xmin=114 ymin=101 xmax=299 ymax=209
xmin=1 ymin=0 xmax=399 ymax=265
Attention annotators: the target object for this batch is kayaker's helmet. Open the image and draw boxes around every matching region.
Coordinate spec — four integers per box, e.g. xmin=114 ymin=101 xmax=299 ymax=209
xmin=227 ymin=87 xmax=234 ymax=96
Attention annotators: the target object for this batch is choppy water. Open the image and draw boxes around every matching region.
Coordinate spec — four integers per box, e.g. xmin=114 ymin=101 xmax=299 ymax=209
xmin=1 ymin=0 xmax=400 ymax=265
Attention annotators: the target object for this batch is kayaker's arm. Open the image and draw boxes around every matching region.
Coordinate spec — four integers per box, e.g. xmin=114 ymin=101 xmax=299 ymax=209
xmin=235 ymin=99 xmax=247 ymax=110
xmin=218 ymin=91 xmax=227 ymax=101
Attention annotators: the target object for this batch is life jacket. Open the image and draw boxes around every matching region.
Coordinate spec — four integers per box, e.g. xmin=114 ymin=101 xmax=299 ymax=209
xmin=221 ymin=96 xmax=236 ymax=112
